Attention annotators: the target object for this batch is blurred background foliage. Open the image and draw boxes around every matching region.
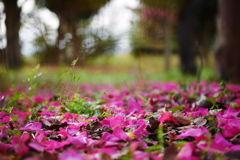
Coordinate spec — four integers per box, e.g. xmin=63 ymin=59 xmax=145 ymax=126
xmin=0 ymin=0 xmax=240 ymax=91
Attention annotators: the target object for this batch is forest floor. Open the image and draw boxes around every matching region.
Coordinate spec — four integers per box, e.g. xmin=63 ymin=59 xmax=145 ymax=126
xmin=2 ymin=55 xmax=238 ymax=160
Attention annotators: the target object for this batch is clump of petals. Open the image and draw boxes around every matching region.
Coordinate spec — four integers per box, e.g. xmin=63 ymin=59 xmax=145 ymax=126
xmin=33 ymin=95 xmax=44 ymax=104
xmin=0 ymin=142 xmax=12 ymax=154
xmin=11 ymin=135 xmax=29 ymax=156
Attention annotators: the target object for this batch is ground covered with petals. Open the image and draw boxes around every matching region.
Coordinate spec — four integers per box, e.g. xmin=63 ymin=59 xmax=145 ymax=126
xmin=1 ymin=81 xmax=240 ymax=160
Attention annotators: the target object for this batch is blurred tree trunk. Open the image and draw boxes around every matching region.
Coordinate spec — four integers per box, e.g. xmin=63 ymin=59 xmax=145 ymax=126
xmin=177 ymin=0 xmax=203 ymax=75
xmin=39 ymin=0 xmax=110 ymax=65
xmin=0 ymin=49 xmax=6 ymax=67
xmin=178 ymin=0 xmax=217 ymax=75
xmin=3 ymin=0 xmax=22 ymax=69
xmin=215 ymin=0 xmax=240 ymax=83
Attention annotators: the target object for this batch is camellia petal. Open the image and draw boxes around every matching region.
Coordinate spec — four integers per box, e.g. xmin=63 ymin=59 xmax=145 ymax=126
xmin=158 ymin=112 xmax=178 ymax=125
xmin=177 ymin=128 xmax=208 ymax=142
xmin=28 ymin=139 xmax=44 ymax=152
xmin=67 ymin=125 xmax=80 ymax=135
xmin=133 ymin=123 xmax=149 ymax=137
xmin=177 ymin=142 xmax=199 ymax=160
xmin=102 ymin=132 xmax=120 ymax=142
xmin=112 ymin=126 xmax=131 ymax=141
xmin=59 ymin=149 xmax=84 ymax=160
xmin=210 ymin=133 xmax=232 ymax=153
xmin=222 ymin=119 xmax=240 ymax=138
xmin=110 ymin=116 xmax=125 ymax=128
xmin=20 ymin=122 xmax=42 ymax=132
xmin=41 ymin=139 xmax=70 ymax=150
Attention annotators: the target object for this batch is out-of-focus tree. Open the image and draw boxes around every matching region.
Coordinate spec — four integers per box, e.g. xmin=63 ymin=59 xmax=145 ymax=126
xmin=215 ymin=0 xmax=240 ymax=83
xmin=1 ymin=0 xmax=22 ymax=69
xmin=31 ymin=17 xmax=56 ymax=64
xmin=139 ymin=0 xmax=217 ymax=75
xmin=32 ymin=18 xmax=117 ymax=65
xmin=130 ymin=8 xmax=165 ymax=57
xmin=177 ymin=0 xmax=217 ymax=75
xmin=78 ymin=20 xmax=117 ymax=61
xmin=36 ymin=0 xmax=111 ymax=65
xmin=139 ymin=0 xmax=178 ymax=71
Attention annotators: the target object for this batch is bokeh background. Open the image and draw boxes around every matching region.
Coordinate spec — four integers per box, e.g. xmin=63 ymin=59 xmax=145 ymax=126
xmin=0 ymin=0 xmax=239 ymax=91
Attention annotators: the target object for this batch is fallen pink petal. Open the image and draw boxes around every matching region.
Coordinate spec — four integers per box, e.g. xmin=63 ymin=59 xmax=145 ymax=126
xmin=59 ymin=149 xmax=84 ymax=160
xmin=177 ymin=128 xmax=209 ymax=142
xmin=28 ymin=139 xmax=45 ymax=152
xmin=112 ymin=126 xmax=131 ymax=141
xmin=20 ymin=122 xmax=42 ymax=132
xmin=177 ymin=142 xmax=198 ymax=160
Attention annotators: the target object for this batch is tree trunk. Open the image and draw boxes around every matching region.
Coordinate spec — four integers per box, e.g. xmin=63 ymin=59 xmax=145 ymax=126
xmin=0 ymin=49 xmax=6 ymax=68
xmin=177 ymin=0 xmax=207 ymax=75
xmin=215 ymin=0 xmax=240 ymax=83
xmin=4 ymin=0 xmax=22 ymax=69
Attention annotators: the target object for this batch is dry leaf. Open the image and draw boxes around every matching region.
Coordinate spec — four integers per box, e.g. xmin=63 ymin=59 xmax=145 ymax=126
xmin=146 ymin=117 xmax=160 ymax=132
xmin=163 ymin=144 xmax=178 ymax=160
xmin=192 ymin=117 xmax=207 ymax=127
xmin=172 ymin=114 xmax=191 ymax=125
xmin=224 ymin=151 xmax=240 ymax=159
xmin=0 ymin=96 xmax=8 ymax=108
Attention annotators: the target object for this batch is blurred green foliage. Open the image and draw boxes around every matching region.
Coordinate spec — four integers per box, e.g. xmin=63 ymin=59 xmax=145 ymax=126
xmin=1 ymin=54 xmax=218 ymax=92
